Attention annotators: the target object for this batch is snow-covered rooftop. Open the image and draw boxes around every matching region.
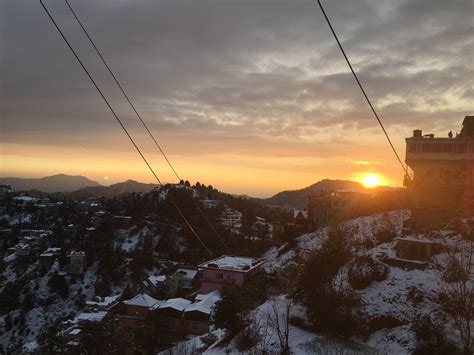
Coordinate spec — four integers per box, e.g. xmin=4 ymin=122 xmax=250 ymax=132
xmin=147 ymin=275 xmax=166 ymax=286
xmin=86 ymin=294 xmax=120 ymax=308
xmin=150 ymin=291 xmax=220 ymax=315
xmin=184 ymin=290 xmax=220 ymax=315
xmin=198 ymin=255 xmax=265 ymax=272
xmin=40 ymin=247 xmax=61 ymax=256
xmin=153 ymin=298 xmax=192 ymax=312
xmin=73 ymin=311 xmax=108 ymax=323
xmin=175 ymin=268 xmax=199 ymax=279
xmin=123 ymin=293 xmax=158 ymax=308
xmin=395 ymin=236 xmax=439 ymax=244
xmin=293 ymin=209 xmax=308 ymax=219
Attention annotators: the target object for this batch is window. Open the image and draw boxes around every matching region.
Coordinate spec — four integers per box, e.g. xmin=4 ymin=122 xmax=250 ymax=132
xmin=421 ymin=143 xmax=432 ymax=153
xmin=407 ymin=143 xmax=417 ymax=152
xmin=442 ymin=143 xmax=453 ymax=153
xmin=432 ymin=143 xmax=443 ymax=153
xmin=457 ymin=143 xmax=466 ymax=153
xmin=192 ymin=322 xmax=200 ymax=331
xmin=216 ymin=273 xmax=224 ymax=279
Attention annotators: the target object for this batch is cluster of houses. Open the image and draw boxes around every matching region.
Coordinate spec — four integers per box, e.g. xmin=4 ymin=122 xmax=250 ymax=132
xmin=121 ymin=255 xmax=265 ymax=353
xmin=56 ymin=254 xmax=266 ymax=353
xmin=2 ymin=228 xmax=88 ymax=274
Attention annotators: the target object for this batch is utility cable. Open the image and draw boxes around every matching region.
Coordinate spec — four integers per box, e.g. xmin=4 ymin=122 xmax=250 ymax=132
xmin=64 ymin=0 xmax=235 ymax=256
xmin=40 ymin=0 xmax=213 ymax=258
xmin=317 ymin=0 xmax=410 ymax=179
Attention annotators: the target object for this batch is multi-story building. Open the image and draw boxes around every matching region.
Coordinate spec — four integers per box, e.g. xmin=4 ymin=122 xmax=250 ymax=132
xmin=166 ymin=267 xmax=199 ymax=297
xmin=198 ymin=255 xmax=266 ymax=293
xmin=307 ymin=189 xmax=372 ymax=229
xmin=68 ymin=250 xmax=86 ymax=274
xmin=405 ymin=116 xmax=474 ymax=226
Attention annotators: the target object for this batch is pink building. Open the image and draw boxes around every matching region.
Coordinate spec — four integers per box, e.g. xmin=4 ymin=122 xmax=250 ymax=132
xmin=198 ymin=255 xmax=266 ymax=293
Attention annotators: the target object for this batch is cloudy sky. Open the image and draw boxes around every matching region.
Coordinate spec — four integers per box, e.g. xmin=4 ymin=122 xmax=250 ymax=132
xmin=1 ymin=0 xmax=472 ymax=196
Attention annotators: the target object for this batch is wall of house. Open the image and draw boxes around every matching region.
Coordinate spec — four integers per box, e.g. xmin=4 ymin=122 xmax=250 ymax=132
xmin=200 ymin=268 xmax=246 ymax=293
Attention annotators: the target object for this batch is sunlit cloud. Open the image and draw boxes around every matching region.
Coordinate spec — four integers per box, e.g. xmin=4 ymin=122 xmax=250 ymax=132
xmin=1 ymin=0 xmax=471 ymax=196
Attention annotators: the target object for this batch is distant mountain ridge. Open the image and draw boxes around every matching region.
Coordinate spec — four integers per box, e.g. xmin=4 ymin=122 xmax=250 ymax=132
xmin=0 ymin=174 xmax=159 ymax=198
xmin=0 ymin=174 xmax=101 ymax=193
xmin=71 ymin=180 xmax=158 ymax=198
xmin=257 ymin=179 xmax=383 ymax=208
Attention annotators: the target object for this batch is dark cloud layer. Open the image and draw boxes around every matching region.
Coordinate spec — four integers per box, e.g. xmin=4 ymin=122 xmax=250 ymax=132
xmin=1 ymin=0 xmax=472 ymax=186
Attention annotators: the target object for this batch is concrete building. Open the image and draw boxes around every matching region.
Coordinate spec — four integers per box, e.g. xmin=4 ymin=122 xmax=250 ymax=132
xmin=68 ymin=250 xmax=86 ymax=274
xmin=166 ymin=267 xmax=199 ymax=297
xmin=307 ymin=189 xmax=372 ymax=229
xmin=39 ymin=247 xmax=61 ymax=266
xmin=198 ymin=255 xmax=266 ymax=293
xmin=405 ymin=116 xmax=474 ymax=226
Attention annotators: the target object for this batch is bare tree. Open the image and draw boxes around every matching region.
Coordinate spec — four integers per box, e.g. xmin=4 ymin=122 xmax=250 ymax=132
xmin=268 ymin=297 xmax=292 ymax=355
xmin=440 ymin=240 xmax=474 ymax=354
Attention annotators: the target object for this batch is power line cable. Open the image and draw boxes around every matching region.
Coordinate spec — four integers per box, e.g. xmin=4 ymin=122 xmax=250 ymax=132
xmin=64 ymin=0 xmax=235 ymax=256
xmin=40 ymin=0 xmax=213 ymax=258
xmin=317 ymin=0 xmax=410 ymax=179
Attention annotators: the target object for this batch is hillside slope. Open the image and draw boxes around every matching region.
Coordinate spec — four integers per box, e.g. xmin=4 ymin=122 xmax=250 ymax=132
xmin=258 ymin=179 xmax=365 ymax=208
xmin=193 ymin=211 xmax=472 ymax=354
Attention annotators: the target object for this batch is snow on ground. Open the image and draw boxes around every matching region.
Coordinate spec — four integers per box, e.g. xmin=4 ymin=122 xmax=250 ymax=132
xmin=0 ymin=258 xmax=99 ymax=351
xmin=265 ymin=210 xmax=408 ymax=273
xmin=259 ymin=210 xmax=474 ymax=354
xmin=116 ymin=226 xmax=151 ymax=253
xmin=0 ymin=212 xmax=33 ymax=225
xmin=204 ymin=296 xmax=377 ymax=355
xmin=367 ymin=325 xmax=416 ymax=354
xmin=219 ymin=207 xmax=242 ymax=233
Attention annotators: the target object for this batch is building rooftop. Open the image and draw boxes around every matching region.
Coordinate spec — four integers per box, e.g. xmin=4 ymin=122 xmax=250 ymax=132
xmin=395 ymin=236 xmax=439 ymax=245
xmin=198 ymin=255 xmax=265 ymax=272
xmin=174 ymin=268 xmax=199 ymax=280
xmin=293 ymin=209 xmax=308 ymax=219
xmin=150 ymin=291 xmax=220 ymax=315
xmin=72 ymin=311 xmax=108 ymax=323
xmin=147 ymin=275 xmax=166 ymax=286
xmin=86 ymin=294 xmax=120 ymax=308
xmin=68 ymin=251 xmax=85 ymax=257
xmin=123 ymin=293 xmax=158 ymax=308
xmin=184 ymin=290 xmax=220 ymax=315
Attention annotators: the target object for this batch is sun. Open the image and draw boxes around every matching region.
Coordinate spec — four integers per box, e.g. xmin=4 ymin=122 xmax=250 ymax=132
xmin=361 ymin=174 xmax=380 ymax=188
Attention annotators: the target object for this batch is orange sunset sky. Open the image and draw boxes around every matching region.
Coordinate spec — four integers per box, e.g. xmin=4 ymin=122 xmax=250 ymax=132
xmin=1 ymin=0 xmax=472 ymax=197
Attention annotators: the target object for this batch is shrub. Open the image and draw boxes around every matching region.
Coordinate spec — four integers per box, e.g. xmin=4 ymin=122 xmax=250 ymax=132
xmin=213 ymin=273 xmax=270 ymax=333
xmin=236 ymin=325 xmax=260 ymax=351
xmin=47 ymin=273 xmax=69 ymax=299
xmin=348 ymin=255 xmax=389 ymax=290
xmin=374 ymin=227 xmax=397 ymax=244
xmin=412 ymin=315 xmax=458 ymax=355
xmin=308 ymin=285 xmax=363 ymax=337
xmin=200 ymin=333 xmax=218 ymax=348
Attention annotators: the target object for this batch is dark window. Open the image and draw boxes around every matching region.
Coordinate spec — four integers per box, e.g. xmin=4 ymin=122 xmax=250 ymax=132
xmin=432 ymin=144 xmax=443 ymax=153
xmin=407 ymin=143 xmax=417 ymax=152
xmin=442 ymin=144 xmax=453 ymax=153
xmin=457 ymin=144 xmax=466 ymax=153
xmin=216 ymin=273 xmax=224 ymax=279
xmin=421 ymin=143 xmax=432 ymax=152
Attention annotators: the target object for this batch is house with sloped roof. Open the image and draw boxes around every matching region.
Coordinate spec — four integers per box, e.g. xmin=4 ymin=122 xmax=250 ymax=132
xmin=166 ymin=267 xmax=200 ymax=297
xmin=150 ymin=291 xmax=220 ymax=336
xmin=121 ymin=293 xmax=159 ymax=331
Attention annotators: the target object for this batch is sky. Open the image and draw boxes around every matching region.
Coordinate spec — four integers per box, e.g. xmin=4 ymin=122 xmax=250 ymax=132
xmin=0 ymin=0 xmax=472 ymax=197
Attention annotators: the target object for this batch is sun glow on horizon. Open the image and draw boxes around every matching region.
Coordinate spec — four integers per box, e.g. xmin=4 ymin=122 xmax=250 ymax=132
xmin=361 ymin=173 xmax=381 ymax=188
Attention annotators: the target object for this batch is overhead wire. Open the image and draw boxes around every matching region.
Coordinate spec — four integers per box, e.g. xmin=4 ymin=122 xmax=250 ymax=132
xmin=40 ymin=0 xmax=213 ymax=258
xmin=316 ymin=0 xmax=411 ymax=179
xmin=64 ymin=0 xmax=235 ymax=257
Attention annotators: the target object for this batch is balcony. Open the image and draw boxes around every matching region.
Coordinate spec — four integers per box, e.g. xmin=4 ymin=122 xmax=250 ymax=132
xmin=405 ymin=137 xmax=474 ymax=161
